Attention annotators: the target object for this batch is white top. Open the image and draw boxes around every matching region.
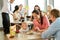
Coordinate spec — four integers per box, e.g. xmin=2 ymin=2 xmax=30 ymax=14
xmin=13 ymin=12 xmax=21 ymax=22
xmin=8 ymin=2 xmax=16 ymax=14
xmin=2 ymin=0 xmax=8 ymax=13
xmin=2 ymin=0 xmax=15 ymax=14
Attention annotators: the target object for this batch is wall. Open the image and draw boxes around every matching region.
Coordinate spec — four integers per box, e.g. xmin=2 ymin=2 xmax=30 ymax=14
xmin=28 ymin=0 xmax=45 ymax=16
xmin=0 ymin=0 xmax=3 ymax=27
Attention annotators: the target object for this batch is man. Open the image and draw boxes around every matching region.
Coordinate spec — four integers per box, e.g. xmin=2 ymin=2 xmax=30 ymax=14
xmin=42 ymin=9 xmax=60 ymax=40
xmin=2 ymin=0 xmax=15 ymax=34
xmin=19 ymin=4 xmax=27 ymax=17
xmin=8 ymin=0 xmax=15 ymax=23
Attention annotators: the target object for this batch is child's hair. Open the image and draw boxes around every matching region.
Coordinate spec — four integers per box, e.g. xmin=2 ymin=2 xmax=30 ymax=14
xmin=13 ymin=5 xmax=19 ymax=13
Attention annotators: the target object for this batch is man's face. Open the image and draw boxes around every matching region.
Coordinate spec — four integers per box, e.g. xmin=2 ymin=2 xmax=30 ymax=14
xmin=10 ymin=0 xmax=15 ymax=3
xmin=19 ymin=6 xmax=23 ymax=11
xmin=49 ymin=14 xmax=55 ymax=22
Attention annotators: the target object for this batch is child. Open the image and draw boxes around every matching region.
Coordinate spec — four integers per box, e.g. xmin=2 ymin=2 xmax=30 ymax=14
xmin=19 ymin=22 xmax=29 ymax=33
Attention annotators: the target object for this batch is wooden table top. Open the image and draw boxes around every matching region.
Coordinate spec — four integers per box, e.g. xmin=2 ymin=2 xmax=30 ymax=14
xmin=6 ymin=31 xmax=44 ymax=40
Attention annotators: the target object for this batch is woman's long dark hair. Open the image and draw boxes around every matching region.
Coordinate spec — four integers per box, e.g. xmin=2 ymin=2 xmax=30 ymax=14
xmin=39 ymin=10 xmax=43 ymax=25
xmin=13 ymin=5 xmax=19 ymax=13
xmin=34 ymin=5 xmax=43 ymax=25
xmin=32 ymin=5 xmax=43 ymax=25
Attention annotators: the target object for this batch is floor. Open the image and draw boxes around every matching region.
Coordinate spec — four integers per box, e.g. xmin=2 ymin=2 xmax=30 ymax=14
xmin=0 ymin=30 xmax=5 ymax=40
xmin=0 ymin=29 xmax=9 ymax=40
xmin=0 ymin=29 xmax=55 ymax=40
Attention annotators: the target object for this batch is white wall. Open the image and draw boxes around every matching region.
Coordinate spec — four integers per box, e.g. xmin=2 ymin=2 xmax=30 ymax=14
xmin=0 ymin=0 xmax=3 ymax=27
xmin=0 ymin=11 xmax=3 ymax=27
xmin=28 ymin=0 xmax=45 ymax=16
xmin=54 ymin=0 xmax=60 ymax=10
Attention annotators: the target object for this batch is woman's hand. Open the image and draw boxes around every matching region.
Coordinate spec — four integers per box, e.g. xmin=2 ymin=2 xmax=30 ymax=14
xmin=39 ymin=28 xmax=48 ymax=33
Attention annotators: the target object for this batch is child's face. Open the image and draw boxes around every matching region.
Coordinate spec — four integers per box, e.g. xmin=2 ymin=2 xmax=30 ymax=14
xmin=22 ymin=22 xmax=27 ymax=30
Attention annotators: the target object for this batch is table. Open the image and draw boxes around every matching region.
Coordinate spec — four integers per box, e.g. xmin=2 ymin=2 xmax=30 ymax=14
xmin=6 ymin=31 xmax=44 ymax=40
xmin=9 ymin=21 xmax=55 ymax=40
xmin=6 ymin=30 xmax=55 ymax=40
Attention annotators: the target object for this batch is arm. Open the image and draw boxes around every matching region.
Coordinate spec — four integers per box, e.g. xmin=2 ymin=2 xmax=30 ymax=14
xmin=13 ymin=13 xmax=18 ymax=20
xmin=33 ymin=19 xmax=40 ymax=31
xmin=41 ymin=19 xmax=59 ymax=38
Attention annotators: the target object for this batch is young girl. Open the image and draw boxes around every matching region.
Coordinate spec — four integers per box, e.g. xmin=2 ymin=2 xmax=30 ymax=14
xmin=13 ymin=5 xmax=21 ymax=22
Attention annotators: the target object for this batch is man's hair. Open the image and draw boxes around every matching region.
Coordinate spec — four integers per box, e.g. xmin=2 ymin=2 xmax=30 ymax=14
xmin=50 ymin=9 xmax=60 ymax=18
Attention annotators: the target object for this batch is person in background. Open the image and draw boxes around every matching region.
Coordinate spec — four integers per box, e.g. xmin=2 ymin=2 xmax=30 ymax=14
xmin=13 ymin=5 xmax=21 ymax=22
xmin=32 ymin=10 xmax=50 ymax=32
xmin=2 ymin=0 xmax=15 ymax=35
xmin=42 ymin=9 xmax=60 ymax=40
xmin=8 ymin=0 xmax=15 ymax=13
xmin=34 ymin=5 xmax=40 ymax=11
xmin=19 ymin=22 xmax=29 ymax=33
xmin=19 ymin=4 xmax=27 ymax=18
xmin=34 ymin=5 xmax=48 ymax=18
xmin=47 ymin=5 xmax=53 ymax=24
xmin=47 ymin=5 xmax=53 ymax=17
xmin=8 ymin=0 xmax=15 ymax=23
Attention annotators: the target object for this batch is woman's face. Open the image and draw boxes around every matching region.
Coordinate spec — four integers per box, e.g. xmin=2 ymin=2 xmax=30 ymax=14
xmin=49 ymin=14 xmax=55 ymax=22
xmin=32 ymin=13 xmax=37 ymax=19
xmin=32 ymin=13 xmax=40 ymax=19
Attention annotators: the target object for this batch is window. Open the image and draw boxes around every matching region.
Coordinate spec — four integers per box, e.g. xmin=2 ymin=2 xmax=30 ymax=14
xmin=10 ymin=0 xmax=26 ymax=11
xmin=28 ymin=0 xmax=45 ymax=16
xmin=54 ymin=0 xmax=60 ymax=10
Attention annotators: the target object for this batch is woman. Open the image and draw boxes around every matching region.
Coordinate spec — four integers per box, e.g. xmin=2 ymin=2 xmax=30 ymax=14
xmin=34 ymin=5 xmax=40 ymax=11
xmin=42 ymin=9 xmax=60 ymax=40
xmin=31 ymin=5 xmax=41 ymax=21
xmin=32 ymin=10 xmax=50 ymax=32
xmin=13 ymin=5 xmax=21 ymax=22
